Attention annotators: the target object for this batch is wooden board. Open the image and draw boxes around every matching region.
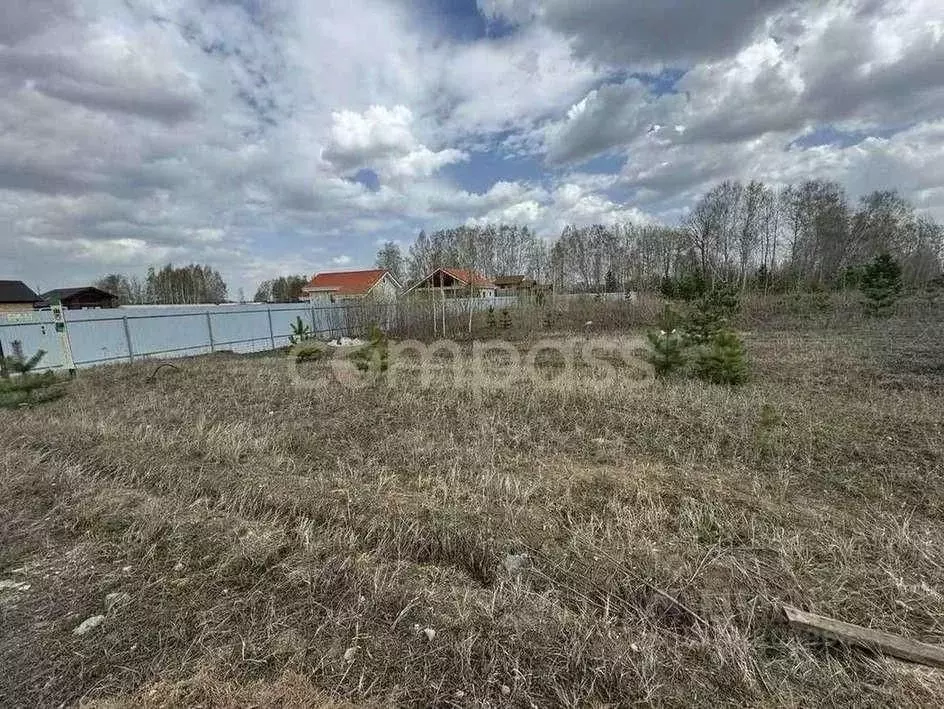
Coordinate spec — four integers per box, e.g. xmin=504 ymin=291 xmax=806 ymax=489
xmin=783 ymin=604 xmax=944 ymax=669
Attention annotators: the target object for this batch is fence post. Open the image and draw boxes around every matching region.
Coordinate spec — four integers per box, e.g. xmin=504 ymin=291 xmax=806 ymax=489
xmin=122 ymin=314 xmax=134 ymax=363
xmin=266 ymin=307 xmax=276 ymax=351
xmin=51 ymin=305 xmax=77 ymax=374
xmin=309 ymin=305 xmax=317 ymax=338
xmin=206 ymin=312 xmax=215 ymax=352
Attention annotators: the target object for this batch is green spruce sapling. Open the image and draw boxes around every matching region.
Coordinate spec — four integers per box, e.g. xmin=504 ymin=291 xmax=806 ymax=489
xmin=694 ymin=329 xmax=749 ymax=385
xmin=861 ymin=253 xmax=903 ymax=317
xmin=0 ymin=343 xmax=66 ymax=409
xmin=486 ymin=306 xmax=497 ymax=329
xmin=289 ymin=316 xmax=313 ymax=344
xmin=350 ymin=326 xmax=389 ymax=378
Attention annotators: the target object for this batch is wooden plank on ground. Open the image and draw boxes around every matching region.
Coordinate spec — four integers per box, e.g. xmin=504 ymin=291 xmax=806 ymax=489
xmin=783 ymin=604 xmax=944 ymax=669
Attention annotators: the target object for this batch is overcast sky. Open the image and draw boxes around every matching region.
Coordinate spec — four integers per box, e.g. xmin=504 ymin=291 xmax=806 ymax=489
xmin=2 ymin=0 xmax=943 ymax=296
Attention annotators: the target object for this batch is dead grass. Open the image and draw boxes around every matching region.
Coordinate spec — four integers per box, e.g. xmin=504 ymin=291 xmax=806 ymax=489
xmin=2 ymin=302 xmax=944 ymax=707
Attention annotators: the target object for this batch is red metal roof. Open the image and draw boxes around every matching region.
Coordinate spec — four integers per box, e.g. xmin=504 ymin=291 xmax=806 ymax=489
xmin=304 ymin=269 xmax=391 ymax=296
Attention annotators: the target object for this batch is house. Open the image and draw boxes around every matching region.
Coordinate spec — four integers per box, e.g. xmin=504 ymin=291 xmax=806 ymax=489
xmin=0 ymin=280 xmax=45 ymax=312
xmin=301 ymin=269 xmax=401 ymax=303
xmin=42 ymin=286 xmax=118 ymax=309
xmin=404 ymin=268 xmax=496 ymax=299
xmin=494 ymin=275 xmax=539 ymax=298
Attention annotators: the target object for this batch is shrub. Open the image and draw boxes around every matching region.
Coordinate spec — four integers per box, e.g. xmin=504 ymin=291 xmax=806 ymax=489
xmin=288 ymin=316 xmax=313 ymax=344
xmin=861 ymin=253 xmax=903 ymax=317
xmin=350 ymin=326 xmax=389 ymax=378
xmin=684 ymin=284 xmax=740 ymax=345
xmin=644 ymin=329 xmax=687 ymax=377
xmin=694 ymin=329 xmax=749 ymax=385
xmin=485 ymin=306 xmax=497 ymax=329
xmin=657 ymin=304 xmax=684 ymax=332
xmin=293 ymin=343 xmax=327 ymax=363
xmin=659 ymin=276 xmax=677 ymax=299
xmin=676 ymin=271 xmax=708 ymax=301
xmin=643 ymin=294 xmax=749 ymax=386
xmin=0 ymin=345 xmax=67 ymax=409
xmin=499 ymin=308 xmax=512 ymax=329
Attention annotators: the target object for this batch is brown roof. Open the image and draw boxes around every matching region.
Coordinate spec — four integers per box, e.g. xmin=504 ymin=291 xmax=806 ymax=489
xmin=0 ymin=280 xmax=42 ymax=303
xmin=42 ymin=287 xmax=116 ymax=303
xmin=303 ymin=269 xmax=393 ymax=296
xmin=494 ymin=275 xmax=535 ymax=287
xmin=440 ymin=268 xmax=496 ymax=289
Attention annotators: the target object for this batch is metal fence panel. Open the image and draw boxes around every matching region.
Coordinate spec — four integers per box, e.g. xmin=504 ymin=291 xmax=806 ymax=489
xmin=0 ymin=311 xmax=66 ymax=371
xmin=65 ymin=315 xmax=132 ymax=365
xmin=2 ymin=297 xmax=529 ymax=372
xmin=207 ymin=307 xmax=274 ymax=353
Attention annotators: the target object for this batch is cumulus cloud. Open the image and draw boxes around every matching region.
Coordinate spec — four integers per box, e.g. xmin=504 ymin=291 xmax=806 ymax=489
xmin=0 ymin=0 xmax=941 ymax=294
xmin=323 ymin=105 xmax=466 ymax=183
xmin=544 ymin=0 xmax=944 ymax=165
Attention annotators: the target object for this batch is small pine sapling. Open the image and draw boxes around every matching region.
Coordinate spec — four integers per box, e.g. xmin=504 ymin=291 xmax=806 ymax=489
xmin=486 ymin=306 xmax=497 ymax=329
xmin=861 ymin=253 xmax=903 ymax=317
xmin=0 ymin=343 xmax=66 ymax=409
xmin=289 ymin=316 xmax=313 ymax=344
xmin=294 ymin=343 xmax=327 ymax=363
xmin=684 ymin=284 xmax=740 ymax=345
xmin=350 ymin=326 xmax=390 ymax=378
xmin=694 ymin=329 xmax=749 ymax=385
xmin=644 ymin=329 xmax=687 ymax=377
xmin=644 ymin=304 xmax=688 ymax=377
xmin=499 ymin=308 xmax=512 ymax=329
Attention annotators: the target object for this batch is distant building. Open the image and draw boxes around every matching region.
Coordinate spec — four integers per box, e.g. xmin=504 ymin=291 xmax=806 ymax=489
xmin=0 ymin=280 xmax=44 ymax=312
xmin=42 ymin=286 xmax=118 ymax=309
xmin=494 ymin=275 xmax=540 ymax=298
xmin=301 ymin=269 xmax=401 ymax=303
xmin=404 ymin=268 xmax=496 ymax=299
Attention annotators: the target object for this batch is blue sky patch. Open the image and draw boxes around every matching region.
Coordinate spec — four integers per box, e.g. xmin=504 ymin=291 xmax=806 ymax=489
xmin=790 ymin=124 xmax=908 ymax=149
xmin=442 ymin=149 xmax=544 ymax=193
xmin=630 ymin=68 xmax=687 ymax=95
xmin=416 ymin=0 xmax=517 ymax=41
xmin=352 ymin=169 xmax=381 ymax=192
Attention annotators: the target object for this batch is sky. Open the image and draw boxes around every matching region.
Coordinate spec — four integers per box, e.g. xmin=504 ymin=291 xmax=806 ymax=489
xmin=2 ymin=0 xmax=943 ymax=297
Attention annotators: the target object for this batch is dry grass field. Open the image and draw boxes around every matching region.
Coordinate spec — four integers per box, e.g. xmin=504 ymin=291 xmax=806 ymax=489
xmin=2 ymin=301 xmax=944 ymax=707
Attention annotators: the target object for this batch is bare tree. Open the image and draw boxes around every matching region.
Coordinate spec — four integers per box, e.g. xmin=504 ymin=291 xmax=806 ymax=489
xmin=375 ymin=241 xmax=405 ymax=283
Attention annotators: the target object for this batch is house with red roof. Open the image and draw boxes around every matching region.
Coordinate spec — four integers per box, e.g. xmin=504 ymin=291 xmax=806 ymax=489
xmin=403 ymin=268 xmax=496 ymax=299
xmin=301 ymin=269 xmax=401 ymax=303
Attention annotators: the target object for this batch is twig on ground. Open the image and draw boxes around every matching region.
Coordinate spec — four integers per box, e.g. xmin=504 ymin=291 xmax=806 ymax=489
xmin=146 ymin=363 xmax=181 ymax=382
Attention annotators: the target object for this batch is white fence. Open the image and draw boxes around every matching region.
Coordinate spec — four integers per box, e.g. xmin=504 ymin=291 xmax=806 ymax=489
xmin=0 ymin=297 xmax=520 ymax=372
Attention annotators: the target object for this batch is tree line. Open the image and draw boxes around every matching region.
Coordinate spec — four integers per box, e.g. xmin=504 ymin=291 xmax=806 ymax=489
xmin=94 ymin=180 xmax=944 ymax=304
xmin=378 ymin=181 xmax=942 ymax=294
xmin=96 ymin=264 xmax=228 ymax=305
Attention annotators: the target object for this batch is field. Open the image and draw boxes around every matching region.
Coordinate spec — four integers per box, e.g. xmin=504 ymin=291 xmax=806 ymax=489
xmin=2 ymin=299 xmax=944 ymax=707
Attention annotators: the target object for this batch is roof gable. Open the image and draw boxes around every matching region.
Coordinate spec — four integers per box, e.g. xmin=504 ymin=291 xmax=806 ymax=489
xmin=42 ymin=286 xmax=115 ymax=302
xmin=0 ymin=280 xmax=42 ymax=303
xmin=304 ymin=269 xmax=396 ymax=296
xmin=431 ymin=268 xmax=496 ymax=289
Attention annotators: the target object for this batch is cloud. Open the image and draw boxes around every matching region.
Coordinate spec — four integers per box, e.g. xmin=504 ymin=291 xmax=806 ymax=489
xmin=0 ymin=0 xmax=941 ymax=297
xmin=480 ymin=0 xmax=793 ymax=65
xmin=323 ymin=105 xmax=467 ymax=183
xmin=545 ymin=80 xmax=685 ymax=164
xmin=0 ymin=0 xmax=76 ymax=45
xmin=619 ymin=120 xmax=944 ymax=221
xmin=544 ymin=0 xmax=944 ymax=163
